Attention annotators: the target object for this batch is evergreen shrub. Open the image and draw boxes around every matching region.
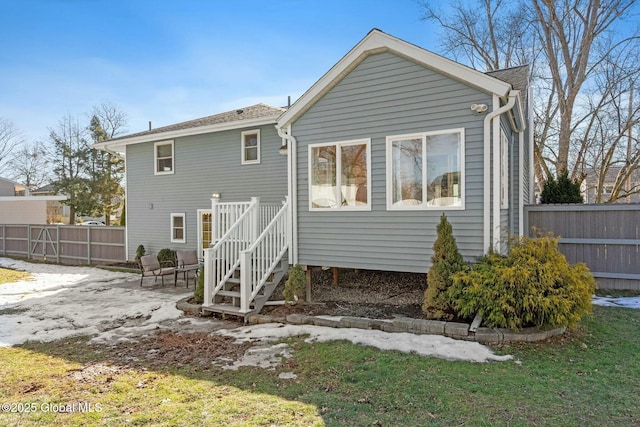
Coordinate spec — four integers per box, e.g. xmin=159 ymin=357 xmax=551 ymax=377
xmin=422 ymin=214 xmax=466 ymax=320
xmin=449 ymin=235 xmax=596 ymax=330
xmin=157 ymin=248 xmax=176 ymax=266
xmin=283 ymin=264 xmax=306 ymax=304
xmin=540 ymin=170 xmax=584 ymax=204
xmin=194 ymin=266 xmax=204 ymax=304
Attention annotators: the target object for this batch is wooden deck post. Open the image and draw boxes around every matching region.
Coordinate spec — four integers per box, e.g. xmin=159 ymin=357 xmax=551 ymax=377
xmin=333 ymin=267 xmax=339 ymax=286
xmin=305 ymin=265 xmax=312 ymax=302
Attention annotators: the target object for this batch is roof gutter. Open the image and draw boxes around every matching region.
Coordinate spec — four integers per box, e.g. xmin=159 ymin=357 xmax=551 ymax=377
xmin=484 ymin=90 xmax=520 ymax=253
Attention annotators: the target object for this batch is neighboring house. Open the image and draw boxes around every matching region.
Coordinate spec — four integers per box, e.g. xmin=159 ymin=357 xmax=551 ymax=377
xmin=583 ymin=167 xmax=640 ymax=203
xmin=0 ymin=178 xmax=66 ymax=224
xmin=31 ymin=184 xmax=72 ymax=223
xmin=96 ymin=29 xmax=533 ymax=317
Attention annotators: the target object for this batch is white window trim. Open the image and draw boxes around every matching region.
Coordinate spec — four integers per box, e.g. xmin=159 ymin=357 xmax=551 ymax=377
xmin=241 ymin=129 xmax=261 ymax=165
xmin=500 ymin=130 xmax=509 ymax=209
xmin=154 ymin=140 xmax=175 ymax=175
xmin=170 ymin=213 xmax=186 ymax=244
xmin=308 ymin=138 xmax=372 ymax=212
xmin=386 ymin=128 xmax=465 ymax=211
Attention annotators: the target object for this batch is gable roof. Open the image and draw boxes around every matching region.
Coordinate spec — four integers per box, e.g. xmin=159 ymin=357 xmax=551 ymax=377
xmin=277 ymin=29 xmax=516 ymax=129
xmin=95 ymin=103 xmax=286 ymax=153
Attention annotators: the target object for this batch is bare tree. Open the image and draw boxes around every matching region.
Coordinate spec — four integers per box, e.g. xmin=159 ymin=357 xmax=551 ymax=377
xmin=420 ymin=0 xmax=640 ymax=194
xmin=8 ymin=142 xmax=51 ymax=191
xmin=0 ymin=118 xmax=24 ymax=175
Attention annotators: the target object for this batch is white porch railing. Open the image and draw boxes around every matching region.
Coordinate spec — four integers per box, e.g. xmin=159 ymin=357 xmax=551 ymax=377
xmin=239 ymin=197 xmax=289 ymax=313
xmin=204 ymin=197 xmax=259 ymax=307
xmin=211 ymin=200 xmax=253 ymax=243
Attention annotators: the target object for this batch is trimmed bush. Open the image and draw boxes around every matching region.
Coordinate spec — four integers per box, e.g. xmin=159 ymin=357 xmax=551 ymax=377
xmin=194 ymin=266 xmax=204 ymax=304
xmin=135 ymin=245 xmax=145 ymax=263
xmin=449 ymin=235 xmax=596 ymax=330
xmin=283 ymin=264 xmax=306 ymax=304
xmin=157 ymin=248 xmax=176 ymax=266
xmin=423 ymin=214 xmax=466 ymax=320
xmin=540 ymin=170 xmax=584 ymax=204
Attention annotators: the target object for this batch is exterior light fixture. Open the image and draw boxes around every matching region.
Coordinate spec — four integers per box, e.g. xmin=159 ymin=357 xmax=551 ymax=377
xmin=278 ymin=142 xmax=288 ymax=156
xmin=211 ymin=193 xmax=221 ymax=199
xmin=470 ymin=103 xmax=489 ymax=113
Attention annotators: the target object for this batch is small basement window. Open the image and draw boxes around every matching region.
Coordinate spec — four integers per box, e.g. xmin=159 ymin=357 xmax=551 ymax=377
xmin=171 ymin=213 xmax=186 ymax=243
xmin=155 ymin=140 xmax=174 ymax=175
xmin=241 ymin=130 xmax=260 ymax=164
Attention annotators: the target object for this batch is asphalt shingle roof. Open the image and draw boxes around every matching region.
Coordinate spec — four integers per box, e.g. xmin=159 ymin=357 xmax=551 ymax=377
xmin=108 ymin=103 xmax=286 ymax=142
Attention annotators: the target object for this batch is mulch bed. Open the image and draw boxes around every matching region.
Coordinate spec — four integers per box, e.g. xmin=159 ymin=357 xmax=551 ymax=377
xmin=263 ymin=268 xmax=429 ymax=320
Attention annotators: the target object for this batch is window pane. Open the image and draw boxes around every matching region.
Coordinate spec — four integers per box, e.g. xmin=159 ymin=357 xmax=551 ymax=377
xmin=311 ymin=145 xmax=337 ymax=208
xmin=341 ymin=144 xmax=368 ymax=206
xmin=157 ymin=144 xmax=172 ymax=158
xmin=173 ymin=216 xmax=183 ymax=228
xmin=391 ymin=139 xmax=423 ymax=206
xmin=426 ymin=133 xmax=461 ymax=207
xmin=157 ymin=158 xmax=172 ymax=172
xmin=245 ymin=146 xmax=258 ymax=161
xmin=244 ymin=134 xmax=258 ymax=147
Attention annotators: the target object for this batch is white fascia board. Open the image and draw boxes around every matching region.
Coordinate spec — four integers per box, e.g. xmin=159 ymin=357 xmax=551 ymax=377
xmin=0 ymin=195 xmax=67 ymax=201
xmin=277 ymin=29 xmax=512 ymax=128
xmin=94 ymin=115 xmax=280 ymax=153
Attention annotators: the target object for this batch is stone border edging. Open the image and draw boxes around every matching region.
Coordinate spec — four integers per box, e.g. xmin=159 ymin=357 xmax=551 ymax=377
xmin=176 ymin=296 xmax=212 ymax=317
xmin=246 ymin=313 xmax=566 ymax=344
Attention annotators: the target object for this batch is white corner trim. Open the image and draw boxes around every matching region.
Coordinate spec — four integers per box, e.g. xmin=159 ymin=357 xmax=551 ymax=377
xmin=518 ymin=129 xmax=525 ymax=236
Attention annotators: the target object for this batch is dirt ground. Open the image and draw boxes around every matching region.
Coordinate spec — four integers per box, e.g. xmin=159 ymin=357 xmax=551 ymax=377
xmin=263 ymin=268 xmax=428 ymax=319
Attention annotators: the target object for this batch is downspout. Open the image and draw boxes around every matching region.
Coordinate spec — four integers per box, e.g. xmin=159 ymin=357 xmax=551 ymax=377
xmin=483 ymin=91 xmax=518 ymax=253
xmin=276 ymin=125 xmax=298 ymax=265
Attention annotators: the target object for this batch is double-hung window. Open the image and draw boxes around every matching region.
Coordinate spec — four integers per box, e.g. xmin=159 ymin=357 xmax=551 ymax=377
xmin=171 ymin=213 xmax=186 ymax=243
xmin=386 ymin=129 xmax=464 ymax=210
xmin=309 ymin=139 xmax=371 ymax=211
xmin=155 ymin=140 xmax=174 ymax=175
xmin=241 ymin=130 xmax=260 ymax=164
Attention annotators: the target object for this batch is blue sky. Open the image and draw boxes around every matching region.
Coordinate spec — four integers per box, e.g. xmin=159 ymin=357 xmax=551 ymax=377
xmin=0 ymin=0 xmax=439 ymax=142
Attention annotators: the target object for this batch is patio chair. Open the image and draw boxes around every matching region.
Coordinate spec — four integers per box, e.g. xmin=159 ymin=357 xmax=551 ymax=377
xmin=139 ymin=253 xmax=176 ymax=286
xmin=175 ymin=249 xmax=200 ymax=287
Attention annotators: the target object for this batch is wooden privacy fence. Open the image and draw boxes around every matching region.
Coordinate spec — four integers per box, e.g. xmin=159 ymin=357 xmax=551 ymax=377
xmin=524 ymin=204 xmax=640 ymax=290
xmin=0 ymin=224 xmax=126 ymax=265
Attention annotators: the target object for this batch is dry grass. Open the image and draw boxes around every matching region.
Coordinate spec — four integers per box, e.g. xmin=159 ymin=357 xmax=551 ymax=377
xmin=0 ymin=267 xmax=31 ymax=285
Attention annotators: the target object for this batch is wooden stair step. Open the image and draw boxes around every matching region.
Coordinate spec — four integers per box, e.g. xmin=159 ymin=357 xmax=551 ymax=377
xmin=201 ymin=303 xmax=251 ymax=316
xmin=216 ymin=290 xmax=241 ymax=298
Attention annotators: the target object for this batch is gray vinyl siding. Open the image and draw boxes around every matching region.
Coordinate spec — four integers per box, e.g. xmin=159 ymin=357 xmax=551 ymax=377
xmin=293 ymin=52 xmax=493 ymax=273
xmin=125 ymin=124 xmax=286 ymax=260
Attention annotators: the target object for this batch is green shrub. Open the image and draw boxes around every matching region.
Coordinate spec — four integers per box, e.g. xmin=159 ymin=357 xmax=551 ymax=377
xmin=157 ymin=248 xmax=176 ymax=266
xmin=283 ymin=264 xmax=306 ymax=304
xmin=135 ymin=245 xmax=145 ymax=263
xmin=194 ymin=266 xmax=204 ymax=304
xmin=423 ymin=214 xmax=466 ymax=320
xmin=449 ymin=235 xmax=597 ymax=330
xmin=540 ymin=170 xmax=584 ymax=204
